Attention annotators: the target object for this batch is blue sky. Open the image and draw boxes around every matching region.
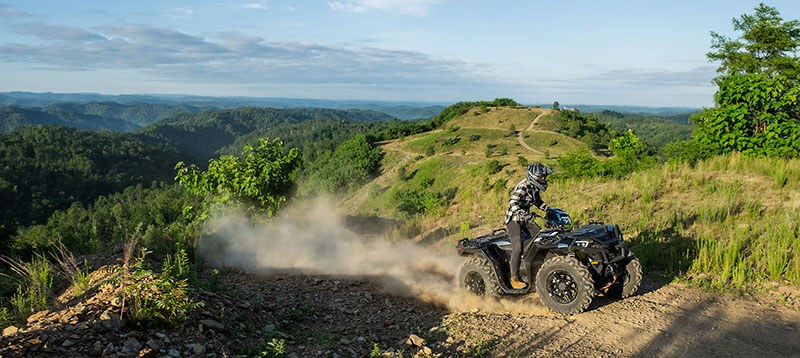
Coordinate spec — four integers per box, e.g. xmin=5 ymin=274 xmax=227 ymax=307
xmin=1 ymin=1 xmax=799 ymax=107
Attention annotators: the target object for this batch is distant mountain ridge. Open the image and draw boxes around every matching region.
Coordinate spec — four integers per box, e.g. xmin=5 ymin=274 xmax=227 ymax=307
xmin=0 ymin=92 xmax=447 ymax=120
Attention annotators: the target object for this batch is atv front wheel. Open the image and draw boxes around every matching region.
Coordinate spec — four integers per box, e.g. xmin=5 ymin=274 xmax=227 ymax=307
xmin=607 ymin=255 xmax=643 ymax=299
xmin=458 ymin=257 xmax=502 ymax=298
xmin=535 ymin=256 xmax=594 ymax=315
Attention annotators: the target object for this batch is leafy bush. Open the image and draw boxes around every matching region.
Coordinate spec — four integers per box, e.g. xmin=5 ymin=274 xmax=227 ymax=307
xmin=175 ymin=138 xmax=302 ymax=216
xmin=692 ymin=74 xmax=800 ymax=157
xmin=442 ymin=136 xmax=461 ymax=145
xmin=391 ymin=188 xmax=442 ymax=216
xmin=485 ymin=160 xmax=504 ymax=175
xmin=119 ymin=248 xmax=202 ymax=327
xmin=555 ymin=110 xmax=618 ymax=150
xmin=516 ymin=156 xmax=528 ymax=167
xmin=307 ymin=134 xmax=382 ymax=194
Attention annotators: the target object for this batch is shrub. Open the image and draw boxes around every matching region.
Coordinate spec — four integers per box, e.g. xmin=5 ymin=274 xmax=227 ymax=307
xmin=118 ymin=246 xmax=202 ymax=327
xmin=485 ymin=160 xmax=503 ymax=175
xmin=2 ymin=255 xmax=54 ymax=319
xmin=517 ymin=156 xmax=529 ymax=167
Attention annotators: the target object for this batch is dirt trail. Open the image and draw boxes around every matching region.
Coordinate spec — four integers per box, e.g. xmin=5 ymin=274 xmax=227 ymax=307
xmin=517 ymin=111 xmax=548 ymax=155
xmin=208 ymin=267 xmax=800 ymax=357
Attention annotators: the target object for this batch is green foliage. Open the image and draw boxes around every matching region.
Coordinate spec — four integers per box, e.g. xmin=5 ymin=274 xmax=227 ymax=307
xmin=692 ymin=73 xmax=800 ymax=157
xmin=505 ymin=123 xmax=517 ymax=137
xmin=120 ymin=248 xmax=202 ymax=327
xmin=260 ymin=338 xmax=286 ymax=357
xmin=595 ymin=110 xmax=694 ymax=149
xmin=554 ymin=109 xmax=618 ymax=151
xmin=557 ymin=131 xmax=655 ymax=179
xmin=162 ymin=246 xmax=192 ymax=281
xmin=516 ymin=155 xmax=528 ymax=167
xmin=468 ymin=134 xmax=481 ymax=141
xmin=140 ymin=107 xmax=397 ymax=163
xmin=3 ymin=255 xmax=54 ymax=319
xmin=391 ymin=188 xmax=443 ymax=216
xmin=370 ymin=343 xmax=383 ymax=357
xmin=0 ymin=105 xmax=138 ymax=132
xmin=0 ymin=306 xmax=11 ymax=328
xmin=442 ymin=135 xmax=461 ymax=145
xmin=553 ymin=101 xmax=560 ymax=111
xmin=12 ymin=183 xmax=201 ymax=255
xmin=175 ymin=138 xmax=302 ymax=216
xmin=707 ymin=3 xmax=800 ymax=80
xmin=485 ymin=160 xmax=504 ymax=175
xmin=663 ymin=140 xmax=715 ymax=165
xmin=0 ymin=126 xmax=183 ymax=252
xmin=307 ymin=134 xmax=382 ymax=194
xmin=426 ymin=144 xmax=435 ymax=156
xmin=555 ymin=150 xmax=604 ymax=179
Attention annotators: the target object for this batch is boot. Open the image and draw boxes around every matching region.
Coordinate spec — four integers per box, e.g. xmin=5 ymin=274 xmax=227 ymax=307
xmin=510 ymin=276 xmax=528 ymax=289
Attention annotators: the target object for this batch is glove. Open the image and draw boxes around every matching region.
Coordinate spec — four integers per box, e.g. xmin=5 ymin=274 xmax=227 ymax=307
xmin=539 ymin=203 xmax=549 ymax=212
xmin=513 ymin=212 xmax=533 ymax=223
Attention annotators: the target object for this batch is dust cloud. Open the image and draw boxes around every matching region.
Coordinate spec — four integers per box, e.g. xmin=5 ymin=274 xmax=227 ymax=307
xmin=198 ymin=198 xmax=550 ymax=315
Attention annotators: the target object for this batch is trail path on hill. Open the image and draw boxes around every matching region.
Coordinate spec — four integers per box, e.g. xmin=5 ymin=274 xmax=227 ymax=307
xmin=517 ymin=111 xmax=548 ymax=155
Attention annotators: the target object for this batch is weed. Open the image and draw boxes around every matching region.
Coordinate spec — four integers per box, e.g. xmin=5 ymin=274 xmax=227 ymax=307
xmin=51 ymin=242 xmax=91 ymax=295
xmin=260 ymin=338 xmax=286 ymax=357
xmin=462 ymin=340 xmax=494 ymax=357
xmin=2 ymin=255 xmax=54 ymax=318
xmin=0 ymin=306 xmax=12 ymax=327
xmin=118 ymin=239 xmax=202 ymax=327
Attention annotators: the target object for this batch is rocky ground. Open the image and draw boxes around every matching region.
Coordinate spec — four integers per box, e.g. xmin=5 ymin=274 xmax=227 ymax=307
xmin=2 ymin=260 xmax=800 ymax=357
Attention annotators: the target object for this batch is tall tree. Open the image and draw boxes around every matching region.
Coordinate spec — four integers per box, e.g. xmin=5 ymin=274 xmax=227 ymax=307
xmin=692 ymin=4 xmax=800 ymax=157
xmin=707 ymin=3 xmax=800 ymax=80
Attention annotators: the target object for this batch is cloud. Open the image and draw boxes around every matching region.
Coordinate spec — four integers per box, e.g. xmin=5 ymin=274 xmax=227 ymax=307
xmin=328 ymin=0 xmax=440 ymax=16
xmin=14 ymin=23 xmax=107 ymax=42
xmin=166 ymin=7 xmax=194 ymax=20
xmin=0 ymin=3 xmax=25 ymax=18
xmin=242 ymin=2 xmax=269 ymax=10
xmin=0 ymin=23 xmax=489 ymax=90
xmin=585 ymin=66 xmax=716 ymax=88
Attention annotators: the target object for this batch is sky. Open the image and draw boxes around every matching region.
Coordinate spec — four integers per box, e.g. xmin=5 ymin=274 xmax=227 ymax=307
xmin=1 ymin=1 xmax=799 ymax=107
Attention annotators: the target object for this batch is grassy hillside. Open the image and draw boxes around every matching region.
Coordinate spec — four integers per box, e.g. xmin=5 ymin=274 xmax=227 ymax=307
xmin=342 ymin=105 xmax=800 ymax=292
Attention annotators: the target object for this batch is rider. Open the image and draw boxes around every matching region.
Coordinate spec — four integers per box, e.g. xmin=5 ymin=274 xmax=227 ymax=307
xmin=504 ymin=162 xmax=554 ymax=289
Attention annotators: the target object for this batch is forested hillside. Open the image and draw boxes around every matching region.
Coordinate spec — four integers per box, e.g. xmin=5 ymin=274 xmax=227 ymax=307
xmin=0 ymin=126 xmax=183 ymax=251
xmin=0 ymin=105 xmax=137 ymax=132
xmin=137 ymin=107 xmax=398 ymax=163
xmin=594 ymin=110 xmax=694 ymax=149
xmin=43 ymin=102 xmax=206 ymax=126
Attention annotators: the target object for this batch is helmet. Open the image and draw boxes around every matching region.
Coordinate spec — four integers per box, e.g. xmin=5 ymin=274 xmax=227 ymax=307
xmin=526 ymin=162 xmax=554 ymax=191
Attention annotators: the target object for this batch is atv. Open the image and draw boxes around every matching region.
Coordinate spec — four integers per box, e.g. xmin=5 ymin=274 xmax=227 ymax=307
xmin=455 ymin=208 xmax=642 ymax=315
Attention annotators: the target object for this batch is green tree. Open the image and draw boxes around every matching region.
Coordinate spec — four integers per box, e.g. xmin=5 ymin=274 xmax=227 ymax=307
xmin=694 ymin=4 xmax=800 ymax=157
xmin=692 ymin=74 xmax=800 ymax=156
xmin=552 ymin=101 xmax=560 ymax=111
xmin=308 ymin=134 xmax=382 ymax=193
xmin=174 ymin=138 xmax=302 ymax=216
xmin=708 ymin=3 xmax=800 ymax=80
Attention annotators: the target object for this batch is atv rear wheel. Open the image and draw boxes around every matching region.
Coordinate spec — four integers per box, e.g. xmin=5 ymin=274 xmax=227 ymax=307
xmin=607 ymin=255 xmax=643 ymax=299
xmin=458 ymin=257 xmax=502 ymax=298
xmin=535 ymin=255 xmax=594 ymax=315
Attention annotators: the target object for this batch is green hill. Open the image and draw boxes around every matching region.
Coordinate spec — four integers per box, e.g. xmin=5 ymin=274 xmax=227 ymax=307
xmin=44 ymin=102 xmax=206 ymax=126
xmin=0 ymin=105 xmax=137 ymax=132
xmin=137 ymin=107 xmax=397 ymax=163
xmin=341 ymin=104 xmax=800 ymax=291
